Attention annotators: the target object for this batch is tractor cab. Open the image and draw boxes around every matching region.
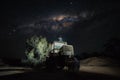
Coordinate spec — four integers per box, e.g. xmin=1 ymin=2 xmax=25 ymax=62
xmin=51 ymin=37 xmax=67 ymax=54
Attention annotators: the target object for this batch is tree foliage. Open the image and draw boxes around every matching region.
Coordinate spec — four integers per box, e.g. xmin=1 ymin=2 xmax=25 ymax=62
xmin=23 ymin=35 xmax=51 ymax=66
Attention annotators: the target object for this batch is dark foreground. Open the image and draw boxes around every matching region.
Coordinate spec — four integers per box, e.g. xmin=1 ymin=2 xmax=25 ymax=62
xmin=0 ymin=69 xmax=120 ymax=80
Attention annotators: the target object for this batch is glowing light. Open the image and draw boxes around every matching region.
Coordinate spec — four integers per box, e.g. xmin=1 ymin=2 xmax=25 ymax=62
xmin=49 ymin=15 xmax=79 ymax=31
xmin=62 ymin=22 xmax=73 ymax=27
xmin=52 ymin=15 xmax=67 ymax=21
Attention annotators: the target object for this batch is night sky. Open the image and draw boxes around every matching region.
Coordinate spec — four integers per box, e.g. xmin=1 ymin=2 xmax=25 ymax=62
xmin=0 ymin=0 xmax=120 ymax=59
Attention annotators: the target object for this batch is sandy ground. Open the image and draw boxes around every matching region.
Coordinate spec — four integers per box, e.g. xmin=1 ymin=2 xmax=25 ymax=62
xmin=0 ymin=66 xmax=120 ymax=80
xmin=0 ymin=71 xmax=25 ymax=76
xmin=0 ymin=67 xmax=32 ymax=70
xmin=0 ymin=66 xmax=120 ymax=77
xmin=0 ymin=66 xmax=32 ymax=76
xmin=80 ymin=65 xmax=120 ymax=77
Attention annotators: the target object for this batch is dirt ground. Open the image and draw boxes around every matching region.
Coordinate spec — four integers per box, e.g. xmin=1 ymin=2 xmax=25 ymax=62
xmin=0 ymin=66 xmax=120 ymax=80
xmin=80 ymin=65 xmax=120 ymax=76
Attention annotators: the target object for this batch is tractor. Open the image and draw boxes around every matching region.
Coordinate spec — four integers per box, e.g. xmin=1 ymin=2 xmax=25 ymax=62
xmin=46 ymin=37 xmax=80 ymax=72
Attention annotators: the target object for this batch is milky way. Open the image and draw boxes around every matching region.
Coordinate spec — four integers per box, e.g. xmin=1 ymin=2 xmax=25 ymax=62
xmin=1 ymin=0 xmax=120 ymax=59
xmin=17 ymin=12 xmax=93 ymax=36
